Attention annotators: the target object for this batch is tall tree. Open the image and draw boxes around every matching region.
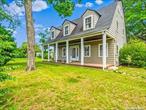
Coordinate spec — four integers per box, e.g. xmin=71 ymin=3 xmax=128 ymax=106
xmin=122 ymin=0 xmax=146 ymax=40
xmin=1 ymin=0 xmax=82 ymax=71
xmin=24 ymin=0 xmax=36 ymax=71
xmin=23 ymin=0 xmax=81 ymax=71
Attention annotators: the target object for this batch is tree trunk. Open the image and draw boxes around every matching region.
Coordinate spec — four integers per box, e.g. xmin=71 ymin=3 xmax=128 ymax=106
xmin=24 ymin=0 xmax=36 ymax=71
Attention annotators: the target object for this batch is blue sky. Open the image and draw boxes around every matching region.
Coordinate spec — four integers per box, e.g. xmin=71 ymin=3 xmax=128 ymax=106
xmin=5 ymin=0 xmax=114 ymax=47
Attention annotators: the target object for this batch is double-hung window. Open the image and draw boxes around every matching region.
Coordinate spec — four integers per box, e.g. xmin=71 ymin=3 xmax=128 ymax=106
xmin=64 ymin=25 xmax=69 ymax=36
xmin=62 ymin=47 xmax=66 ymax=57
xmin=84 ymin=16 xmax=93 ymax=30
xmin=51 ymin=31 xmax=55 ymax=39
xmin=84 ymin=45 xmax=91 ymax=57
xmin=98 ymin=44 xmax=108 ymax=57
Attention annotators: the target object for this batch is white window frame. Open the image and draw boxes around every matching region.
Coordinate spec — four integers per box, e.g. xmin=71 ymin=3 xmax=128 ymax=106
xmin=62 ymin=47 xmax=66 ymax=57
xmin=70 ymin=45 xmax=79 ymax=61
xmin=83 ymin=15 xmax=94 ymax=31
xmin=51 ymin=30 xmax=55 ymax=39
xmin=84 ymin=45 xmax=91 ymax=57
xmin=64 ymin=24 xmax=69 ymax=36
xmin=98 ymin=43 xmax=108 ymax=57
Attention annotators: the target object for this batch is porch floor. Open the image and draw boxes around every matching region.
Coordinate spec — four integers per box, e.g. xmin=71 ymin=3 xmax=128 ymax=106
xmin=69 ymin=62 xmax=113 ymax=68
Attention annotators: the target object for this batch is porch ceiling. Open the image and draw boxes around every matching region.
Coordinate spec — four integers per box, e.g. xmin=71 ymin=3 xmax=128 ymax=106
xmin=58 ymin=34 xmax=111 ymax=46
xmin=48 ymin=34 xmax=112 ymax=47
xmin=84 ymin=35 xmax=103 ymax=41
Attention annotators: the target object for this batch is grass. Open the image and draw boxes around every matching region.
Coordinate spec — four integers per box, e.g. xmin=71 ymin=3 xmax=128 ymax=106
xmin=0 ymin=58 xmax=146 ymax=110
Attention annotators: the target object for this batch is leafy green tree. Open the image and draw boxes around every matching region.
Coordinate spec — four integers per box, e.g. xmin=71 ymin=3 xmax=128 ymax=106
xmin=0 ymin=26 xmax=16 ymax=66
xmin=0 ymin=7 xmax=12 ymax=22
xmin=122 ymin=0 xmax=146 ymax=40
xmin=39 ymin=32 xmax=48 ymax=45
xmin=38 ymin=31 xmax=48 ymax=60
xmin=14 ymin=42 xmax=41 ymax=58
xmin=9 ymin=0 xmax=81 ymax=71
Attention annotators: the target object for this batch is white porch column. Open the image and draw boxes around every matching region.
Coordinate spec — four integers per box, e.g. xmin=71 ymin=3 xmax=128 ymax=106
xmin=81 ymin=37 xmax=84 ymax=65
xmin=66 ymin=40 xmax=69 ymax=63
xmin=41 ymin=45 xmax=44 ymax=61
xmin=48 ymin=44 xmax=50 ymax=62
xmin=102 ymin=32 xmax=107 ymax=70
xmin=55 ymin=42 xmax=58 ymax=62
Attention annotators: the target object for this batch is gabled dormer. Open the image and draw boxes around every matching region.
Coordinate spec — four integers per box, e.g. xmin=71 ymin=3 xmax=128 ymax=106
xmin=62 ymin=19 xmax=77 ymax=36
xmin=50 ymin=26 xmax=61 ymax=40
xmin=82 ymin=9 xmax=101 ymax=31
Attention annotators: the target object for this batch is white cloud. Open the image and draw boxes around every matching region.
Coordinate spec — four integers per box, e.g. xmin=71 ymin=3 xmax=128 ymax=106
xmin=4 ymin=0 xmax=48 ymax=17
xmin=75 ymin=3 xmax=83 ymax=8
xmin=85 ymin=2 xmax=93 ymax=8
xmin=34 ymin=24 xmax=44 ymax=32
xmin=4 ymin=1 xmax=25 ymax=16
xmin=13 ymin=30 xmax=17 ymax=35
xmin=34 ymin=23 xmax=50 ymax=35
xmin=95 ymin=0 xmax=103 ymax=5
xmin=32 ymin=0 xmax=48 ymax=12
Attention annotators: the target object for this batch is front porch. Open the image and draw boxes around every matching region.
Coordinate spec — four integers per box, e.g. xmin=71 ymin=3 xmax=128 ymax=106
xmin=69 ymin=62 xmax=113 ymax=68
xmin=46 ymin=32 xmax=117 ymax=69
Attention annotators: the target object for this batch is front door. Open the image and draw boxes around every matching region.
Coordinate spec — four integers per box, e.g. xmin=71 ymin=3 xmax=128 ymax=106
xmin=70 ymin=46 xmax=79 ymax=61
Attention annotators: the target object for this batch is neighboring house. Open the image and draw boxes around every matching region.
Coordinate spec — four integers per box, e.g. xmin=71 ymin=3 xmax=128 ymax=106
xmin=46 ymin=0 xmax=127 ymax=69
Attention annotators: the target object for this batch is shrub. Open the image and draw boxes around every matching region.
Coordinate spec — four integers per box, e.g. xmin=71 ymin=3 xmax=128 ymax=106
xmin=120 ymin=39 xmax=146 ymax=67
xmin=14 ymin=48 xmax=26 ymax=58
xmin=0 ymin=73 xmax=13 ymax=82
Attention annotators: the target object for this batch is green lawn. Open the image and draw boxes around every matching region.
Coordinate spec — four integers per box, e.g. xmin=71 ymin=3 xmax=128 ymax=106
xmin=0 ymin=58 xmax=146 ymax=110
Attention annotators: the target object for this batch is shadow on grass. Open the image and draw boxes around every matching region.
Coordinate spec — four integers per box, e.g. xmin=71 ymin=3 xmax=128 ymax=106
xmin=67 ymin=77 xmax=80 ymax=83
xmin=42 ymin=61 xmax=63 ymax=67
xmin=6 ymin=62 xmax=26 ymax=66
xmin=7 ymin=61 xmax=61 ymax=67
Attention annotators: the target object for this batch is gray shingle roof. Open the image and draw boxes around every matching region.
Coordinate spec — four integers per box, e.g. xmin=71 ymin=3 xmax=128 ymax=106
xmin=48 ymin=2 xmax=117 ymax=43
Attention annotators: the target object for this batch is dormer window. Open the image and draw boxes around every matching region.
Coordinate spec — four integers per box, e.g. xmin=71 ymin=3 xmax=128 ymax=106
xmin=84 ymin=15 xmax=93 ymax=30
xmin=51 ymin=31 xmax=55 ymax=39
xmin=64 ymin=25 xmax=69 ymax=36
xmin=65 ymin=26 xmax=69 ymax=35
xmin=50 ymin=26 xmax=61 ymax=40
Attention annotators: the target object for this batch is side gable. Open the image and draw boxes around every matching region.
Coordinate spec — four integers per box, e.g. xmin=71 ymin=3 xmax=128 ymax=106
xmin=107 ymin=1 xmax=127 ymax=48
